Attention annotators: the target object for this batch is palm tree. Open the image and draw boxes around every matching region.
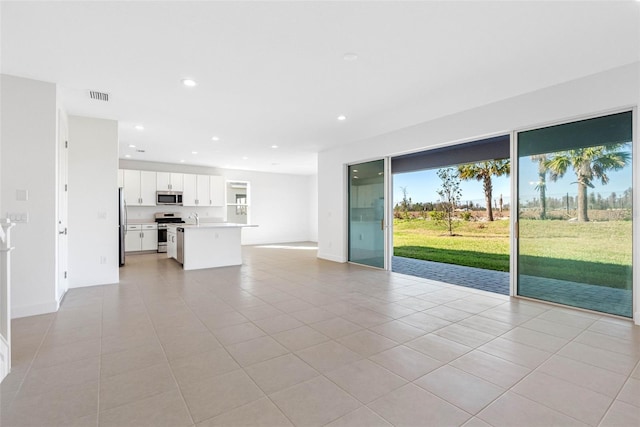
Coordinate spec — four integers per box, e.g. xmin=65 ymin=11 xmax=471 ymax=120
xmin=544 ymin=144 xmax=630 ymax=222
xmin=458 ymin=159 xmax=510 ymax=221
xmin=531 ymin=154 xmax=548 ymax=219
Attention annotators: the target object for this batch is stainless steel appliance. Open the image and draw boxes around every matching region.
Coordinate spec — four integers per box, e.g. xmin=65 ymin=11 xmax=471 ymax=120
xmin=156 ymin=191 xmax=183 ymax=206
xmin=154 ymin=213 xmax=184 ymax=253
xmin=118 ymin=188 xmax=126 ymax=266
xmin=176 ymin=227 xmax=184 ymax=264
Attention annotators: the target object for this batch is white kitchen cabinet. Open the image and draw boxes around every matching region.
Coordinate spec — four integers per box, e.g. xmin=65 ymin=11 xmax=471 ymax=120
xmin=124 ymin=225 xmax=141 ymax=252
xmin=183 ymin=174 xmax=212 ymax=206
xmin=141 ymin=224 xmax=158 ymax=251
xmin=156 ymin=172 xmax=183 ymax=192
xmin=125 ymin=223 xmax=157 ymax=252
xmin=209 ymin=175 xmax=225 ymax=206
xmin=182 ymin=173 xmax=197 ymax=206
xmin=196 ymin=175 xmax=210 ymax=206
xmin=123 ymin=170 xmax=157 ymax=206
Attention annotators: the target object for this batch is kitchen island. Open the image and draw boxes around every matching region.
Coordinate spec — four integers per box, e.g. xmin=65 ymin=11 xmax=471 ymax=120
xmin=168 ymin=223 xmax=256 ymax=270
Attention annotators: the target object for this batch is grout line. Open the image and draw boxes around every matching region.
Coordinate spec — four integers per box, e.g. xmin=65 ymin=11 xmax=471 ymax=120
xmin=133 ymin=275 xmax=196 ymax=427
xmin=3 ymin=313 xmax=55 ymax=410
xmin=594 ymin=358 xmax=640 ymax=426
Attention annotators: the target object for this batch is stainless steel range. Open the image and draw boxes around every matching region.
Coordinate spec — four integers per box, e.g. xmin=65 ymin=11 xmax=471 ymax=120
xmin=154 ymin=213 xmax=184 ymax=253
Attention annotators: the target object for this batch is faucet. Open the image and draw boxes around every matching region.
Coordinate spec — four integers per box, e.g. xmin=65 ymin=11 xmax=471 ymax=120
xmin=191 ymin=212 xmax=200 ymax=226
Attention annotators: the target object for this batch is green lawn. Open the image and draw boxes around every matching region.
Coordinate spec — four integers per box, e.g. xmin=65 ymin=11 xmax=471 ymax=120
xmin=393 ymin=217 xmax=632 ymax=289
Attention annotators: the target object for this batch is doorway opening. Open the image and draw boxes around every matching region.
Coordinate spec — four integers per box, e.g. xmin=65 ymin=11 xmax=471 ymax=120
xmin=390 ymin=135 xmax=511 ymax=295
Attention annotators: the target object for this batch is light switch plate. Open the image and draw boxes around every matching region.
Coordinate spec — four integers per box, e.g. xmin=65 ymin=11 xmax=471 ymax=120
xmin=16 ymin=190 xmax=28 ymax=201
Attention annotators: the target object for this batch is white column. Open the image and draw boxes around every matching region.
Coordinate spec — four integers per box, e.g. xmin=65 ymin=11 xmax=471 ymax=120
xmin=0 ymin=218 xmax=16 ymax=382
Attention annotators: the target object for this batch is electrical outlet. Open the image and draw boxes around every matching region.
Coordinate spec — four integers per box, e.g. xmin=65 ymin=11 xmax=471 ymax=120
xmin=7 ymin=212 xmax=28 ymax=223
xmin=100 ymin=256 xmax=107 ymax=264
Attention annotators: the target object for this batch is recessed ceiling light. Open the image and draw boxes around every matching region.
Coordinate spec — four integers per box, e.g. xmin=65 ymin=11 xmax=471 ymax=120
xmin=337 ymin=115 xmax=347 ymax=121
xmin=128 ymin=144 xmax=136 ymax=148
xmin=343 ymin=53 xmax=358 ymax=61
xmin=353 ymin=176 xmax=359 ymax=179
xmin=211 ymin=136 xmax=220 ymax=141
xmin=242 ymin=156 xmax=249 ymax=160
xmin=181 ymin=78 xmax=197 ymax=87
xmin=271 ymin=162 xmax=279 ymax=166
xmin=353 ymin=169 xmax=358 ymax=172
xmin=135 ymin=125 xmax=144 ymax=130
xmin=192 ymin=151 xmax=198 ymax=154
xmin=271 ymin=145 xmax=279 ymax=149
xmin=124 ymin=154 xmax=131 ymax=158
xmin=180 ymin=159 xmax=185 ymax=163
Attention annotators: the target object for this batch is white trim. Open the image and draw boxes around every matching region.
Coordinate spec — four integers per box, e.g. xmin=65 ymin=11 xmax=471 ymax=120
xmin=633 ymin=107 xmax=639 ymax=325
xmin=11 ymin=299 xmax=60 ymax=319
xmin=510 ymin=131 xmax=518 ymax=297
xmin=0 ymin=334 xmax=9 ymax=382
xmin=384 ymin=157 xmax=393 ymax=271
xmin=343 ymin=162 xmax=349 ymax=265
xmin=317 ymin=252 xmax=346 ymax=263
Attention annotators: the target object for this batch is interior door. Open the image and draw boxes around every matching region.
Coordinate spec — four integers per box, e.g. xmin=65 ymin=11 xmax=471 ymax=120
xmin=57 ymin=110 xmax=69 ymax=300
xmin=515 ymin=111 xmax=633 ymax=317
xmin=348 ymin=159 xmax=386 ymax=268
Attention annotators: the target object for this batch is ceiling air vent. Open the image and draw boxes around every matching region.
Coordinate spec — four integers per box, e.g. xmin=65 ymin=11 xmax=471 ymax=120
xmin=89 ymin=90 xmax=109 ymax=102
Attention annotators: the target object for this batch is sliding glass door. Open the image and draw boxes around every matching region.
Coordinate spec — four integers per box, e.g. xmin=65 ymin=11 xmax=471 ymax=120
xmin=349 ymin=159 xmax=386 ymax=268
xmin=516 ymin=111 xmax=633 ymax=317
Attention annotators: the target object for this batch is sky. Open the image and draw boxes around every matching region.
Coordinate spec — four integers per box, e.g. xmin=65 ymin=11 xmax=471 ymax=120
xmin=393 ymin=149 xmax=633 ymax=207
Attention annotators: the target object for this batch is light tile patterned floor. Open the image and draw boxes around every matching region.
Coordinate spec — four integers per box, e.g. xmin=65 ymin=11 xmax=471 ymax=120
xmin=1 ymin=243 xmax=639 ymax=426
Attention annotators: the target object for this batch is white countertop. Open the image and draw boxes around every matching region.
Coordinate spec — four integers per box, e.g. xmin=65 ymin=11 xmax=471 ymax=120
xmin=177 ymin=223 xmax=257 ymax=229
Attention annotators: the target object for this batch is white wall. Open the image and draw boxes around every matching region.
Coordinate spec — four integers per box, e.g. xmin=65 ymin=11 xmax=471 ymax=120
xmin=120 ymin=160 xmax=316 ymax=245
xmin=68 ymin=116 xmax=119 ymax=287
xmin=0 ymin=74 xmax=59 ymax=317
xmin=308 ymin=174 xmax=318 ymax=242
xmin=317 ymin=63 xmax=640 ymax=263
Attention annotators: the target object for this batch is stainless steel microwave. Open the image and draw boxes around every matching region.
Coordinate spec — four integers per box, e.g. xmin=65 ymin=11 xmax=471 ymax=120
xmin=156 ymin=191 xmax=183 ymax=205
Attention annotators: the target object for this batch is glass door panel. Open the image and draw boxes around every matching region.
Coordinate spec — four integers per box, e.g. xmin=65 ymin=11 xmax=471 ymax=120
xmin=349 ymin=159 xmax=385 ymax=268
xmin=516 ymin=111 xmax=633 ymax=317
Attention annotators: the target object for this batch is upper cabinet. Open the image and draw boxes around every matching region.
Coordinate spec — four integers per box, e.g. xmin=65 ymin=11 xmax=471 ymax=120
xmin=123 ymin=170 xmax=156 ymax=206
xmin=182 ymin=173 xmax=197 ymax=206
xmin=209 ymin=176 xmax=225 ymax=206
xmin=196 ymin=175 xmax=210 ymax=206
xmin=120 ymin=169 xmax=224 ymax=207
xmin=182 ymin=173 xmax=224 ymax=206
xmin=157 ymin=172 xmax=183 ymax=192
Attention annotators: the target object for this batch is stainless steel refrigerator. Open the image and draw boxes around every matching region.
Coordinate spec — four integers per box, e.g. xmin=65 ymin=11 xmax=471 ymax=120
xmin=119 ymin=188 xmax=126 ymax=266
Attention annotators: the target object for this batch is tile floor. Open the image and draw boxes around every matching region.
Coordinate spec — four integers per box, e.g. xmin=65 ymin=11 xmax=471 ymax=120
xmin=1 ymin=242 xmax=639 ymax=426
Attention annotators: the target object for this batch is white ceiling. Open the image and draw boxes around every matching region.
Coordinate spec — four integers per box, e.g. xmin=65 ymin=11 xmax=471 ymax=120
xmin=2 ymin=1 xmax=638 ymax=175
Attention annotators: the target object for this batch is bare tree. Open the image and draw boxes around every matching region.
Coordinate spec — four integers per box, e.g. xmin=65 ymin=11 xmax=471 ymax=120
xmin=436 ymin=168 xmax=462 ymax=236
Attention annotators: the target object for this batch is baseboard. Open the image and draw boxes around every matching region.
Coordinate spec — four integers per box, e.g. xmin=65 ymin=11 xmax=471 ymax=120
xmin=69 ymin=280 xmax=116 ymax=289
xmin=317 ymin=252 xmax=346 ymax=263
xmin=11 ymin=300 xmax=59 ymax=319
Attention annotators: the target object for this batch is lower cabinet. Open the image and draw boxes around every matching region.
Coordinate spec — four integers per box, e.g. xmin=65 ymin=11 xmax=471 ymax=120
xmin=125 ymin=224 xmax=158 ymax=252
